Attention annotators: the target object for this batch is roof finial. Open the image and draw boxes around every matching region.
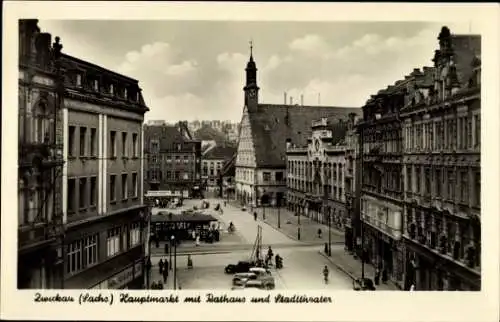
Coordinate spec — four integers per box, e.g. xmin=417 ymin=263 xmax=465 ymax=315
xmin=249 ymin=39 xmax=253 ymax=59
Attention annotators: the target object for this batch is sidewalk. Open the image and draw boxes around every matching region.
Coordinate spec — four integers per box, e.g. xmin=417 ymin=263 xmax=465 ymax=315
xmin=319 ymin=249 xmax=400 ymax=291
xmin=149 ymin=255 xmax=179 ymax=290
xmin=255 ymin=206 xmax=345 ymax=244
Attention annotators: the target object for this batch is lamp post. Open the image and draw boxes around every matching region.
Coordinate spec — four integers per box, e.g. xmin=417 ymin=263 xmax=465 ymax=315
xmin=297 ymin=207 xmax=301 ymax=240
xmin=262 ymin=190 xmax=266 ymax=220
xmin=171 ymin=235 xmax=177 ymax=290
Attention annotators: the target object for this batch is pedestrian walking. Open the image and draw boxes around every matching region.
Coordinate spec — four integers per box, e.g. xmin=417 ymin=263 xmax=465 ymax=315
xmin=162 ymin=266 xmax=169 ymax=283
xmin=253 ymin=212 xmax=257 ymax=221
xmin=374 ymin=268 xmax=380 ymax=285
xmin=195 ymin=234 xmax=200 ymax=247
xmin=159 ymin=259 xmax=164 ymax=274
xmin=317 ymin=228 xmax=322 ymax=239
xmin=164 ymin=258 xmax=169 ymax=271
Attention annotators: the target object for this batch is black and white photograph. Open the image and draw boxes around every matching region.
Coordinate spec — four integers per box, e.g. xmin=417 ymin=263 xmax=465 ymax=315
xmin=2 ymin=2 xmax=499 ymax=321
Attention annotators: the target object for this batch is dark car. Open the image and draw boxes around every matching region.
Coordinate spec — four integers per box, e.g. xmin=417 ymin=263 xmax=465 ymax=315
xmin=224 ymin=261 xmax=254 ymax=274
xmin=353 ymin=278 xmax=376 ymax=291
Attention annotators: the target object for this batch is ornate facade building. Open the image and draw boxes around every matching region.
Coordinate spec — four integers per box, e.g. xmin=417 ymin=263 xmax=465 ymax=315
xmin=401 ymin=26 xmax=481 ymax=291
xmin=235 ymin=45 xmax=359 ymax=209
xmin=359 ymin=80 xmax=406 ymax=289
xmin=286 ymin=117 xmax=360 ymax=248
xmin=18 ymin=20 xmax=150 ymax=289
xmin=143 ymin=122 xmax=203 ymax=200
xmin=18 ymin=19 xmax=65 ymax=288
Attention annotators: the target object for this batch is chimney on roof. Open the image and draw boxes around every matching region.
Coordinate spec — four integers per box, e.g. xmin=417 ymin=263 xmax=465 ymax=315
xmin=301 ymin=94 xmax=304 ymax=106
xmin=290 ymin=97 xmax=293 ymax=105
xmin=284 ymin=92 xmax=287 ymax=105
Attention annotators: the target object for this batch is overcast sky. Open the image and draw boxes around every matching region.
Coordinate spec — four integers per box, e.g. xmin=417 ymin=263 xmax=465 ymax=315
xmin=38 ymin=20 xmax=472 ymax=122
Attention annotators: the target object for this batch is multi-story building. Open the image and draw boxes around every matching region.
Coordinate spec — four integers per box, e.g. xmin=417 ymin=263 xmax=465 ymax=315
xmin=358 ymin=79 xmax=407 ymax=289
xmin=401 ymin=26 xmax=481 ymax=291
xmin=61 ymin=47 xmax=149 ymax=290
xmin=286 ymin=117 xmax=358 ymax=248
xmin=144 ymin=122 xmax=202 ymax=200
xmin=235 ymin=45 xmax=359 ymax=209
xmin=202 ymin=146 xmax=237 ymax=192
xmin=344 ymin=113 xmax=362 ymax=252
xmin=18 ymin=19 xmax=65 ymax=289
xmin=18 ymin=20 xmax=150 ymax=289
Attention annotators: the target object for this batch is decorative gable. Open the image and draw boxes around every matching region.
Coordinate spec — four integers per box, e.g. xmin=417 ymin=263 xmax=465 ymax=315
xmin=235 ymin=105 xmax=257 ymax=168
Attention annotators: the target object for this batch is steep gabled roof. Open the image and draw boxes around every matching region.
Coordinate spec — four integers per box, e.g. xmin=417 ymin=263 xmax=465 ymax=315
xmin=249 ymin=104 xmax=361 ymax=167
xmin=144 ymin=124 xmax=185 ymax=152
xmin=450 ymin=34 xmax=481 ymax=88
xmin=204 ymin=146 xmax=237 ymax=160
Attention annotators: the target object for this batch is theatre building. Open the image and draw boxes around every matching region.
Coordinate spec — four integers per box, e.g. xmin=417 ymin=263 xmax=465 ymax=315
xmin=359 ymin=80 xmax=407 ymax=289
xmin=235 ymin=45 xmax=358 ymax=208
xmin=60 ymin=46 xmax=149 ymax=289
xmin=401 ymin=26 xmax=481 ymax=291
xmin=286 ymin=117 xmax=358 ymax=246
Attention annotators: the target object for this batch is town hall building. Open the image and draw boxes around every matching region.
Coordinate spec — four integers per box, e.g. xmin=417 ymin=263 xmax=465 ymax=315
xmin=235 ymin=44 xmax=360 ymax=208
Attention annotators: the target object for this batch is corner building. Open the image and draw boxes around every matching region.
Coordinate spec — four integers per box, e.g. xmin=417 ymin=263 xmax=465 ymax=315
xmin=18 ymin=20 xmax=65 ymax=288
xmin=235 ymin=46 xmax=359 ymax=209
xmin=286 ymin=118 xmax=361 ymax=243
xmin=60 ymin=48 xmax=149 ymax=289
xmin=401 ymin=27 xmax=481 ymax=291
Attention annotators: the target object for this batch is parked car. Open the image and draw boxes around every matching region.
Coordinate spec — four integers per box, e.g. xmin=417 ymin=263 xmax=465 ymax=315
xmin=232 ymin=267 xmax=274 ymax=289
xmin=225 ymin=261 xmax=254 ymax=274
xmin=353 ymin=278 xmax=376 ymax=291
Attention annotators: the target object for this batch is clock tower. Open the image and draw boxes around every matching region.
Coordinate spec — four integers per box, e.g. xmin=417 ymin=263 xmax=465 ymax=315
xmin=244 ymin=40 xmax=259 ymax=110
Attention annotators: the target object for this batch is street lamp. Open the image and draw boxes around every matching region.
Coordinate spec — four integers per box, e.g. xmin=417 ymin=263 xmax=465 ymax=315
xmin=171 ymin=235 xmax=177 ymax=290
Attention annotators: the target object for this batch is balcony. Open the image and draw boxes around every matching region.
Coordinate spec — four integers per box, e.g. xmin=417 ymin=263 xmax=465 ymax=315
xmin=19 ymin=143 xmax=64 ymax=168
xmin=362 ymin=214 xmax=402 ymax=240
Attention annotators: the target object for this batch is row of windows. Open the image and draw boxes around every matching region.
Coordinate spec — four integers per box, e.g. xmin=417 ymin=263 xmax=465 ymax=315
xmin=68 ymin=126 xmax=139 ymax=159
xmin=66 ymin=73 xmax=140 ymax=103
xmin=150 ymin=141 xmax=197 ymax=153
xmin=406 ymin=166 xmax=480 ymax=207
xmin=149 ymin=169 xmax=194 ymax=181
xmin=150 ymin=154 xmax=194 ymax=163
xmin=66 ymin=222 xmax=142 ymax=275
xmin=403 ymin=114 xmax=480 ymax=152
xmin=287 ymin=160 xmax=345 ymax=182
xmin=67 ymin=173 xmax=138 ymax=213
xmin=288 ymin=179 xmax=345 ymax=201
xmin=203 ymin=167 xmax=221 ymax=177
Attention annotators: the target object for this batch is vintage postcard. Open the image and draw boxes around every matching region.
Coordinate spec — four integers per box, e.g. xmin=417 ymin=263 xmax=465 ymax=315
xmin=1 ymin=1 xmax=499 ymax=321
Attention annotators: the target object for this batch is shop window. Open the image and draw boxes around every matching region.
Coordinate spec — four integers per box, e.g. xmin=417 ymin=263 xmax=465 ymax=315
xmin=84 ymin=234 xmax=98 ymax=267
xmin=66 ymin=240 xmax=83 ymax=274
xmin=130 ymin=222 xmax=141 ymax=247
xmin=107 ymin=227 xmax=121 ymax=257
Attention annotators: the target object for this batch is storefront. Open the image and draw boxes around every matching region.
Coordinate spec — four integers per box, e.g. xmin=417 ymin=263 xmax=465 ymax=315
xmin=91 ymin=260 xmax=144 ymax=290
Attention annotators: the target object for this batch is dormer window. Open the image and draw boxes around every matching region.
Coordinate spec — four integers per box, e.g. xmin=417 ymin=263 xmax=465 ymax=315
xmin=93 ymin=80 xmax=99 ymax=92
xmin=76 ymin=74 xmax=82 ymax=87
xmin=109 ymin=84 xmax=114 ymax=95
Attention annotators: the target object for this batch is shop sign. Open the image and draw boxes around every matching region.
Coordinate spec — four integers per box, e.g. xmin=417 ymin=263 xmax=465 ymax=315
xmin=107 ymin=266 xmax=134 ymax=289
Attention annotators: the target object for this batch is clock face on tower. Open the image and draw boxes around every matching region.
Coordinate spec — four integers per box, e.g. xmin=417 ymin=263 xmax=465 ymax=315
xmin=248 ymin=89 xmax=257 ymax=98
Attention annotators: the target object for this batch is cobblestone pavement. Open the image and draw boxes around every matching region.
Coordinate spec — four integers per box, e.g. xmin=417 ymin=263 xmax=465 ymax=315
xmin=175 ymin=245 xmax=352 ymax=290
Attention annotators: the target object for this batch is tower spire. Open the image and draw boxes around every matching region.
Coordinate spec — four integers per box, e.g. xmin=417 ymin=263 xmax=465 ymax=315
xmin=249 ymin=39 xmax=254 ymax=61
